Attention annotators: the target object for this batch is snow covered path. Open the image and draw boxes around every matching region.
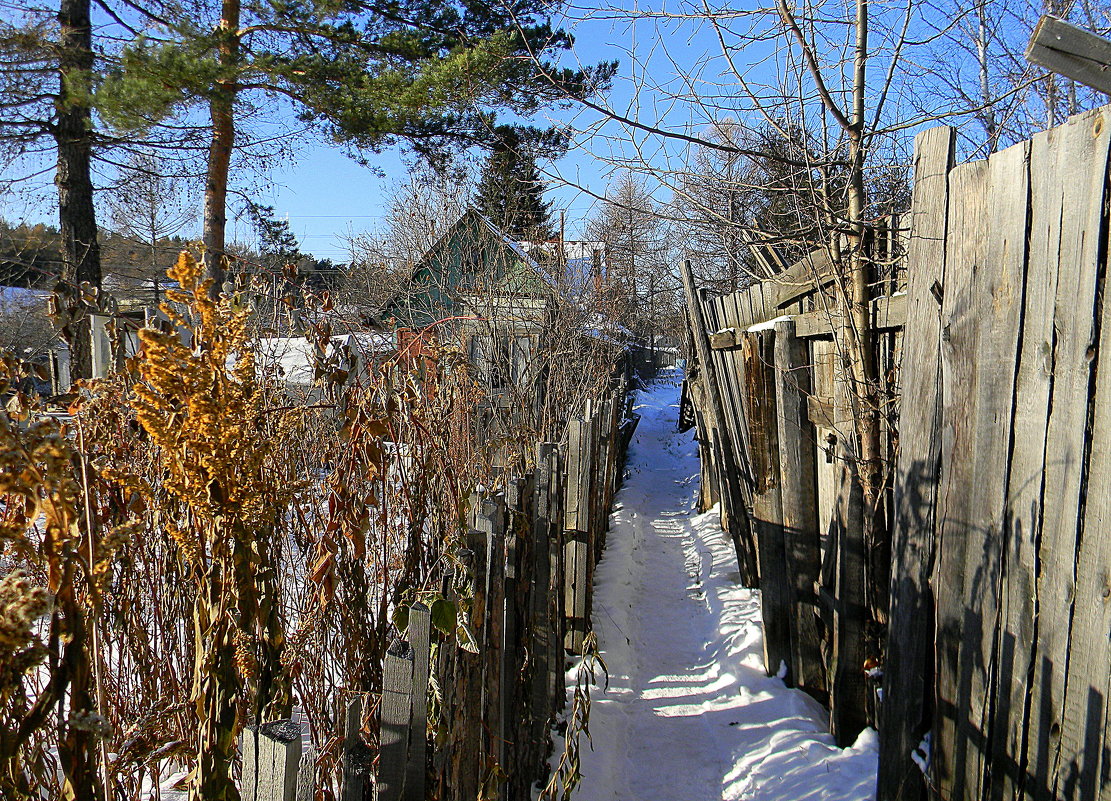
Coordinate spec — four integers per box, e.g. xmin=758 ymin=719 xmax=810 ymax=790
xmin=560 ymin=371 xmax=878 ymax=801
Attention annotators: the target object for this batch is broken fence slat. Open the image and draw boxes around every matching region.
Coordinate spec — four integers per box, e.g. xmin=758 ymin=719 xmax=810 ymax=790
xmin=1027 ymin=15 xmax=1111 ymax=95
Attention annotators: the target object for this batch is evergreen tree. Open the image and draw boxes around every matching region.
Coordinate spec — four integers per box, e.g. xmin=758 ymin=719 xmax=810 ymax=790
xmin=99 ymin=0 xmax=613 ymax=290
xmin=0 ymin=0 xmax=104 ymax=380
xmin=473 ymin=128 xmax=556 ymax=238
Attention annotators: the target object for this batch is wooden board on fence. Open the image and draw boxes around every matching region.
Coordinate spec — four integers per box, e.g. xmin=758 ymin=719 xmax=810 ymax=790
xmin=240 ymin=721 xmax=301 ymax=801
xmin=769 ymin=246 xmax=836 ymax=309
xmin=530 ymin=445 xmax=556 ymax=747
xmin=564 ymin=537 xmax=589 ymax=654
xmin=1061 ymin=209 xmax=1111 ymax=801
xmin=563 ymin=419 xmax=589 ymax=533
xmin=404 ymin=604 xmax=432 ymax=801
xmin=773 ymin=319 xmax=825 ymax=698
xmin=457 ymin=528 xmax=488 ymax=801
xmin=1021 ymin=106 xmax=1111 ymax=801
xmin=478 ymin=497 xmax=507 ymax=788
xmin=343 ymin=698 xmax=369 ymax=801
xmin=742 ymin=330 xmax=792 ymax=680
xmin=932 ymin=143 xmax=1025 ymax=800
xmin=710 ymin=295 xmax=752 ymax=493
xmin=876 ymin=125 xmax=955 ymax=801
xmin=377 ymin=642 xmax=414 ymax=801
xmin=1026 ymin=15 xmax=1111 ymax=95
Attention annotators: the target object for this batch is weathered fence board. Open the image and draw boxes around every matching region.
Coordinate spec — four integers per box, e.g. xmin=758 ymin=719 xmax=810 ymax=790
xmin=877 ymin=125 xmax=955 ymax=801
xmin=772 ymin=319 xmax=824 ymax=698
xmin=241 ymin=721 xmax=302 ymax=801
xmin=932 ymin=151 xmax=1005 ymax=800
xmin=1023 ymin=106 xmax=1110 ymax=801
xmin=742 ymin=331 xmax=792 ymax=678
xmin=377 ymin=642 xmax=414 ymax=801
xmin=404 ymin=604 xmax=431 ymax=801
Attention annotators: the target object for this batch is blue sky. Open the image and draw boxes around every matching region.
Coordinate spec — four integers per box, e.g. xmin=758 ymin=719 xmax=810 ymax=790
xmin=1 ymin=0 xmax=1021 ymax=264
xmin=262 ymin=8 xmax=687 ymax=261
xmin=0 ymin=3 xmax=673 ymax=262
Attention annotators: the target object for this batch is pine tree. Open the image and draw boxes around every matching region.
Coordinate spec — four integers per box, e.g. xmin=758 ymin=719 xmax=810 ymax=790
xmin=0 ymin=0 xmax=104 ymax=379
xmin=474 ymin=128 xmax=556 ymax=238
xmin=98 ymin=0 xmax=613 ymax=290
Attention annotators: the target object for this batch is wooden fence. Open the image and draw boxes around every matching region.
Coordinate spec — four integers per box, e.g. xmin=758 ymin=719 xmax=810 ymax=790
xmin=685 ymin=105 xmax=1111 ymax=801
xmin=239 ymin=382 xmax=639 ymax=800
xmin=681 ymin=221 xmax=906 ymax=742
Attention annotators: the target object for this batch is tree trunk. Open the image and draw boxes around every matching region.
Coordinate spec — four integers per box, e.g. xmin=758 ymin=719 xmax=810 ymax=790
xmin=202 ymin=0 xmax=241 ymax=295
xmin=56 ymin=0 xmax=101 ymax=381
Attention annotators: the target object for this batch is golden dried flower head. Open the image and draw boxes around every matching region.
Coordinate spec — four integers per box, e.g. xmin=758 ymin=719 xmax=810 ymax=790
xmin=0 ymin=570 xmax=51 ymax=653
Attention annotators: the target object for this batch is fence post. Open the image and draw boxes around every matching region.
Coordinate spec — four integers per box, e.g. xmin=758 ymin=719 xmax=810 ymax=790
xmin=681 ymin=259 xmax=759 ymax=586
xmin=451 ymin=530 xmax=486 ymax=801
xmin=404 ymin=604 xmax=431 ymax=801
xmin=529 ymin=446 xmax=555 ymax=742
xmin=563 ymin=419 xmax=591 ymax=655
xmin=827 ymin=404 xmax=869 ymax=745
xmin=342 ymin=698 xmax=369 ymax=801
xmin=773 ymin=319 xmax=825 ymax=699
xmin=376 ymin=641 xmax=414 ymax=801
xmin=240 ymin=720 xmax=301 ymax=801
xmin=476 ymin=495 xmax=506 ymax=797
xmin=543 ymin=444 xmax=567 ymax=711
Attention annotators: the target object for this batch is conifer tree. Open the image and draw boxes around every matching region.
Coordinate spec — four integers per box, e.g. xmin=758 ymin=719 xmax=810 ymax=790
xmin=98 ymin=0 xmax=613 ymax=290
xmin=473 ymin=128 xmax=556 ymax=238
xmin=0 ymin=0 xmax=104 ymax=379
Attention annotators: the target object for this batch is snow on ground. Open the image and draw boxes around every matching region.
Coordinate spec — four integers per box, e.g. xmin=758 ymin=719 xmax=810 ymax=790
xmin=556 ymin=368 xmax=878 ymax=801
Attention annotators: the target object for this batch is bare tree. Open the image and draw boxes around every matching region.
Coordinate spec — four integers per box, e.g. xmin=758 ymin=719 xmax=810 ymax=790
xmin=104 ymin=151 xmax=195 ymax=302
xmin=585 ymin=172 xmax=678 ymax=343
xmin=343 ymin=166 xmax=473 ymax=314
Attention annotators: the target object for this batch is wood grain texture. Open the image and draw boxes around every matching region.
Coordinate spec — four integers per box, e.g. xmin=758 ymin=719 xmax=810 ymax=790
xmin=932 ymin=141 xmax=1028 ymax=800
xmin=404 ymin=605 xmax=432 ymax=801
xmin=877 ymin=126 xmax=955 ymax=801
xmin=1022 ymin=106 xmax=1111 ymax=801
xmin=1026 ymin=15 xmax=1111 ymax=94
xmin=742 ymin=331 xmax=792 ymax=679
xmin=773 ymin=319 xmax=826 ymax=698
xmin=377 ymin=643 xmax=414 ymax=801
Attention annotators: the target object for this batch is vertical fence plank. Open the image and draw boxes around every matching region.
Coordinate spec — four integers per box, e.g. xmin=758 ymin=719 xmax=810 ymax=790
xmin=1023 ymin=106 xmax=1111 ymax=801
xmin=827 ymin=449 xmax=867 ymax=746
xmin=240 ymin=721 xmax=301 ymax=801
xmin=477 ymin=496 xmax=506 ymax=794
xmin=681 ymin=259 xmax=760 ymax=585
xmin=772 ymin=319 xmax=825 ymax=698
xmin=564 ymin=537 xmax=589 ymax=655
xmin=342 ymin=698 xmax=368 ymax=801
xmin=1060 ymin=182 xmax=1111 ymax=801
xmin=934 ymin=140 xmax=1031 ymax=799
xmin=531 ymin=443 xmax=560 ymax=728
xmin=931 ymin=155 xmax=992 ymax=800
xmin=877 ymin=126 xmax=955 ymax=801
xmin=404 ymin=605 xmax=432 ymax=801
xmin=742 ymin=330 xmax=792 ymax=679
xmin=377 ymin=642 xmax=414 ymax=801
xmin=456 ymin=529 xmax=487 ymax=801
xmin=295 ymin=743 xmax=315 ymax=801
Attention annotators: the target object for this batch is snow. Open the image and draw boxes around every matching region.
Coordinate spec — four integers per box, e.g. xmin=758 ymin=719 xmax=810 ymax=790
xmin=256 ymin=332 xmax=394 ymax=384
xmin=0 ymin=285 xmax=50 ymax=306
xmin=552 ymin=368 xmax=878 ymax=801
xmin=746 ymin=315 xmax=794 ymax=332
